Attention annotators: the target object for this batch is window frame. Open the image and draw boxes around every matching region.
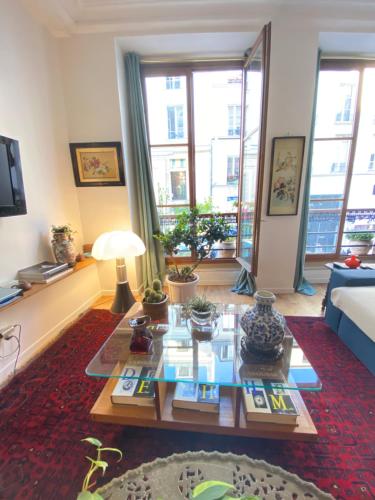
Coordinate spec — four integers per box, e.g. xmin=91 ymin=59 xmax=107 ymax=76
xmin=306 ymin=59 xmax=375 ymax=262
xmin=141 ymin=61 xmax=243 ymax=264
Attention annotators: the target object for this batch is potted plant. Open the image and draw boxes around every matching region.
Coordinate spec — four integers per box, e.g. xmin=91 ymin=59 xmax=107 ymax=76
xmin=142 ymin=279 xmax=169 ymax=320
xmin=187 ymin=295 xmax=216 ymax=325
xmin=212 ymin=236 xmax=236 ymax=258
xmin=154 ymin=209 xmax=230 ymax=303
xmin=51 ymin=224 xmax=77 ymax=265
xmin=346 ymin=231 xmax=374 ymax=256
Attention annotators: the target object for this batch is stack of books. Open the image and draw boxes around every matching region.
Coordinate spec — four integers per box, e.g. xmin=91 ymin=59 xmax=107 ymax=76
xmin=18 ymin=261 xmax=72 ymax=284
xmin=172 ymin=382 xmax=220 ymax=413
xmin=111 ymin=365 xmax=156 ymax=407
xmin=242 ymin=378 xmax=299 ymax=425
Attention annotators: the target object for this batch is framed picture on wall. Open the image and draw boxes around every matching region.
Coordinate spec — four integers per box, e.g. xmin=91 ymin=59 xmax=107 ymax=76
xmin=69 ymin=142 xmax=125 ymax=187
xmin=267 ymin=136 xmax=305 ymax=216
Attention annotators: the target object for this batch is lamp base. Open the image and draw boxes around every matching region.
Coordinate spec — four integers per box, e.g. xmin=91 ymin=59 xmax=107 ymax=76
xmin=111 ymin=281 xmax=135 ymax=314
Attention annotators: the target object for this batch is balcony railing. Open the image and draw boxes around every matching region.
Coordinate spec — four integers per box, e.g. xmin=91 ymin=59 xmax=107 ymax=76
xmin=307 ymin=207 xmax=375 ymax=256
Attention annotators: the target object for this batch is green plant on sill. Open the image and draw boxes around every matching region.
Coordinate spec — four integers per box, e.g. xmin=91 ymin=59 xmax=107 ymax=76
xmin=191 ymin=480 xmax=260 ymax=500
xmin=346 ymin=232 xmax=374 ymax=242
xmin=187 ymin=295 xmax=215 ymax=313
xmin=77 ymin=437 xmax=123 ymax=500
xmin=154 ymin=208 xmax=230 ymax=283
xmin=144 ymin=279 xmax=166 ymax=304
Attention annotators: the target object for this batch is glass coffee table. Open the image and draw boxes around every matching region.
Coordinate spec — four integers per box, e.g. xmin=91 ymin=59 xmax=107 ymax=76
xmin=86 ymin=304 xmax=321 ymax=440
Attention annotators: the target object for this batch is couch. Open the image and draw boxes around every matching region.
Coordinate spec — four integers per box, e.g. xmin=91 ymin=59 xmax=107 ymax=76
xmin=325 ymin=268 xmax=375 ymax=375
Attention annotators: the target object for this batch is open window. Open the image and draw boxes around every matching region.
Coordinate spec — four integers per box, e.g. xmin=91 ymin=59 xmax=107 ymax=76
xmin=237 ymin=23 xmax=271 ymax=275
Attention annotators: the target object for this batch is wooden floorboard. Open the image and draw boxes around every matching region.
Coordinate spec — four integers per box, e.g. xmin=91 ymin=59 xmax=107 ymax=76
xmin=92 ymin=285 xmax=326 ymax=317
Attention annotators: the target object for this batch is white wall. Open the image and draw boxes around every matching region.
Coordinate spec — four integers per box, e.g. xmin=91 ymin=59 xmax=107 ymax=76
xmin=0 ymin=0 xmax=83 ymax=281
xmin=0 ymin=1 xmax=101 ymax=385
xmin=59 ymin=35 xmax=135 ymax=292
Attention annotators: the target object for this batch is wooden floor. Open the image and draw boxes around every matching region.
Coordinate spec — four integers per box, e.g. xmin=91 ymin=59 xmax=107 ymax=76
xmin=92 ymin=284 xmax=326 ymax=317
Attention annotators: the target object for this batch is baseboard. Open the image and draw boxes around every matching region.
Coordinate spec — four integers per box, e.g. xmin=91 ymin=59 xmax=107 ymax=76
xmin=195 ymin=267 xmax=240 ymax=286
xmin=305 ymin=268 xmax=330 ymax=284
xmin=0 ymin=290 xmax=101 ymax=387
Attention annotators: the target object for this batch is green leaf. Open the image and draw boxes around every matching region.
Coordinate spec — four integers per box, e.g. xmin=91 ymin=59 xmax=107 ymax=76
xmin=192 ymin=481 xmax=235 ymax=499
xmin=81 ymin=437 xmax=103 ymax=448
xmin=86 ymin=457 xmax=108 ymax=474
xmin=77 ymin=492 xmax=101 ymax=500
xmin=100 ymin=447 xmax=123 ymax=461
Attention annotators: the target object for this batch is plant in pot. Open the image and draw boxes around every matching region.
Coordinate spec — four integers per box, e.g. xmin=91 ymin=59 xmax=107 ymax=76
xmin=346 ymin=231 xmax=374 ymax=256
xmin=51 ymin=224 xmax=77 ymax=265
xmin=154 ymin=208 xmax=230 ymax=303
xmin=142 ymin=279 xmax=169 ymax=320
xmin=187 ymin=295 xmax=216 ymax=325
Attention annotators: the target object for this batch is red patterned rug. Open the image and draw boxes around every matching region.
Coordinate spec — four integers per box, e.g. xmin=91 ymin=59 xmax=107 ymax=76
xmin=0 ymin=310 xmax=374 ymax=500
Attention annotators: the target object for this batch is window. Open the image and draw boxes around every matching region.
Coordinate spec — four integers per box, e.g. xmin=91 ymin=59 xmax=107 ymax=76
xmin=170 ymin=171 xmax=187 ymax=201
xmin=144 ymin=66 xmax=242 ymax=261
xmin=228 ymin=105 xmax=241 ymax=136
xmin=307 ymin=64 xmax=375 ymax=259
xmin=330 ymin=162 xmax=346 ymax=174
xmin=369 ymin=153 xmax=375 ymax=171
xmin=167 ymin=105 xmax=184 ymax=139
xmin=335 ymin=83 xmax=354 ymax=122
xmin=166 ymin=76 xmax=181 ymax=89
xmin=227 ymin=156 xmax=240 ymax=183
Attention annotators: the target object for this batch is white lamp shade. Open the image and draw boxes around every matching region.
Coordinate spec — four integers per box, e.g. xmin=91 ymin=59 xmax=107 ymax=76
xmin=91 ymin=231 xmax=146 ymax=260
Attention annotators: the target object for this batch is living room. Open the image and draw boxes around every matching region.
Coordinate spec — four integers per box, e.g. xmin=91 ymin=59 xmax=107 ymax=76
xmin=0 ymin=0 xmax=374 ymax=498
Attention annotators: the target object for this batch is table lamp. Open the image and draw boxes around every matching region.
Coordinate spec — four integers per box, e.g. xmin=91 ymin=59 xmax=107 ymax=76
xmin=92 ymin=230 xmax=146 ymax=314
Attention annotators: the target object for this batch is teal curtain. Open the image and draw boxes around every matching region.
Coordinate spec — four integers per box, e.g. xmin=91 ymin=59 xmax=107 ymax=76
xmin=125 ymin=53 xmax=165 ymax=288
xmin=293 ymin=50 xmax=321 ymax=296
xmin=232 ymin=267 xmax=256 ymax=296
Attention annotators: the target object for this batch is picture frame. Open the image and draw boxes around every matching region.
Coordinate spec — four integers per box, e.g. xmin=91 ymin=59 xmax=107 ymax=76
xmin=69 ymin=142 xmax=125 ymax=187
xmin=267 ymin=136 xmax=305 ymax=216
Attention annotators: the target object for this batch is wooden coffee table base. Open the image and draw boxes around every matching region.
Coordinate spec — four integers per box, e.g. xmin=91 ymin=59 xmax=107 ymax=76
xmin=90 ymin=376 xmax=318 ymax=441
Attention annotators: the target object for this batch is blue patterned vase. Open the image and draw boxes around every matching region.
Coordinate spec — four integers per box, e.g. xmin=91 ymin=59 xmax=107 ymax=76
xmin=240 ymin=290 xmax=286 ymax=361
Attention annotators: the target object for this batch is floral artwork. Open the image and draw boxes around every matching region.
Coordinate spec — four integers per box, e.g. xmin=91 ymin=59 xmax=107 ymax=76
xmin=267 ymin=137 xmax=305 ymax=216
xmin=69 ymin=142 xmax=125 ymax=187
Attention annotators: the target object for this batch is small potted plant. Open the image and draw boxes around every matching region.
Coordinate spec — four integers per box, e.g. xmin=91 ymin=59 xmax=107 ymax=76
xmin=142 ymin=279 xmax=169 ymax=320
xmin=187 ymin=295 xmax=216 ymax=325
xmin=346 ymin=231 xmax=374 ymax=256
xmin=51 ymin=224 xmax=77 ymax=265
xmin=154 ymin=209 xmax=230 ymax=303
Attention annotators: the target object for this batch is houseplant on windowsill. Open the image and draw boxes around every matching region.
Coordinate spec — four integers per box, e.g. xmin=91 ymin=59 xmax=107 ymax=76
xmin=142 ymin=279 xmax=169 ymax=320
xmin=346 ymin=231 xmax=374 ymax=256
xmin=154 ymin=208 xmax=230 ymax=303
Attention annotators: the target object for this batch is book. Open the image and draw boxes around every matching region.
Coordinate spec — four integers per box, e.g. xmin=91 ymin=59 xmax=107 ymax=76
xmin=172 ymin=382 xmax=220 ymax=413
xmin=0 ymin=287 xmax=22 ymax=304
xmin=19 ymin=268 xmax=73 ymax=284
xmin=18 ymin=261 xmax=69 ymax=279
xmin=111 ymin=365 xmax=156 ymax=406
xmin=242 ymin=378 xmax=299 ymax=425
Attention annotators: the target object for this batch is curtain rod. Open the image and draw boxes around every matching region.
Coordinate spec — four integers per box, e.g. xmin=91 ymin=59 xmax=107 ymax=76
xmin=140 ymin=56 xmax=245 ymax=64
xmin=321 ymin=54 xmax=375 ymax=61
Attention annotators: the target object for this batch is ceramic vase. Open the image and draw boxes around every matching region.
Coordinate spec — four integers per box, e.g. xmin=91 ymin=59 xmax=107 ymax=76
xmin=51 ymin=233 xmax=76 ymax=265
xmin=240 ymin=290 xmax=286 ymax=361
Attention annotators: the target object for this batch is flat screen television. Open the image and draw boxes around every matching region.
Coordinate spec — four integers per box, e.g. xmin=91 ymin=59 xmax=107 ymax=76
xmin=0 ymin=135 xmax=27 ymax=217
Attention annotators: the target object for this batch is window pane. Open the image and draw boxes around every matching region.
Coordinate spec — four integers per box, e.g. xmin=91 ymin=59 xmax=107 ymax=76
xmin=348 ymin=68 xmax=375 ymax=210
xmin=307 ymin=199 xmax=342 ymax=254
xmin=150 ymin=146 xmax=189 ymax=206
xmin=145 ymin=76 xmax=188 ymax=145
xmin=193 ymin=70 xmax=242 ymax=214
xmin=341 ymin=208 xmax=375 ymax=256
xmin=310 ymin=140 xmax=351 ymax=198
xmin=314 ymin=70 xmax=359 ymax=138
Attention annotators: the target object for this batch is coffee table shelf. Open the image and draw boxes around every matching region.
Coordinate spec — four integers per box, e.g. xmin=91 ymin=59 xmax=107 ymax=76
xmin=88 ymin=303 xmax=319 ymax=441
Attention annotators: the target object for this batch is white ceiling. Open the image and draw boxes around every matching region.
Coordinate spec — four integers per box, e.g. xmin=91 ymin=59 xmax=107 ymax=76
xmin=22 ymin=0 xmax=375 ymax=38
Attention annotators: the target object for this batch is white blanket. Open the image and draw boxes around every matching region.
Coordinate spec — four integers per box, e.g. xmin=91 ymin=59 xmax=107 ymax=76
xmin=331 ymin=286 xmax=375 ymax=342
